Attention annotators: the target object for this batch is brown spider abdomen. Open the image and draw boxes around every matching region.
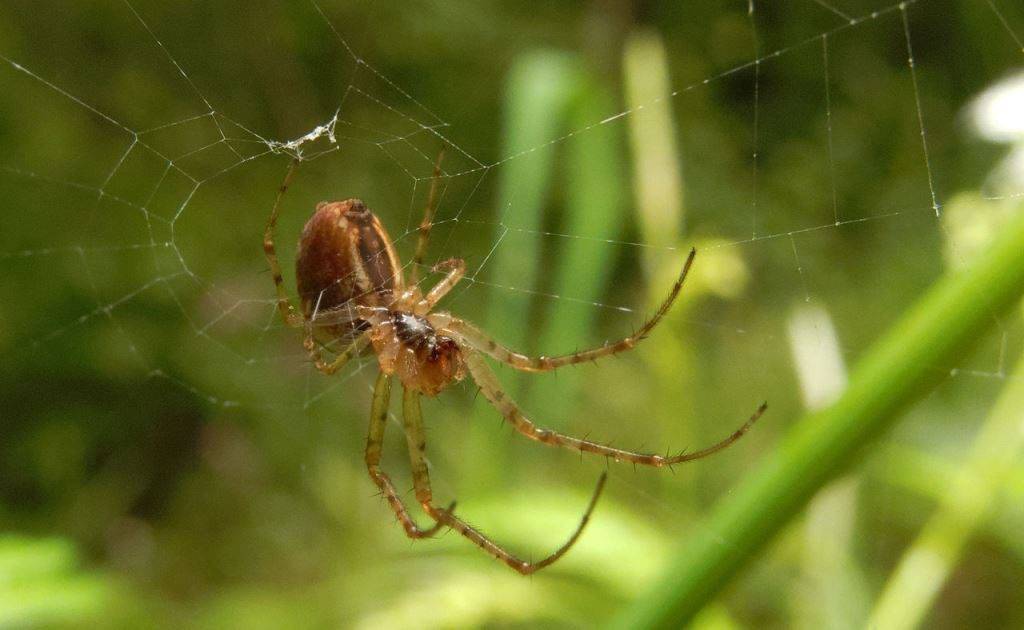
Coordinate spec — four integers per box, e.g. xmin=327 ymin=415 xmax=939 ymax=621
xmin=295 ymin=199 xmax=403 ymax=332
xmin=372 ymin=312 xmax=466 ymax=396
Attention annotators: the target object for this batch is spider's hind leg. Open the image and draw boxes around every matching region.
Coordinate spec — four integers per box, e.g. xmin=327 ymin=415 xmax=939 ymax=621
xmin=409 ymin=147 xmax=446 ymax=286
xmin=401 ymin=386 xmax=606 ymax=575
xmin=443 ymin=249 xmax=698 ymax=373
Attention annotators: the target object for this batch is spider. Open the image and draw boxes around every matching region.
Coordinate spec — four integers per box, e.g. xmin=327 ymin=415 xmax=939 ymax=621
xmin=262 ymin=152 xmax=766 ymax=575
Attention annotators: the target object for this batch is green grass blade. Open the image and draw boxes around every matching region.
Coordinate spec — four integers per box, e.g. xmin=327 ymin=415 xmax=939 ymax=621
xmin=786 ymin=305 xmax=869 ymax=629
xmin=482 ymin=50 xmax=577 ymax=356
xmin=872 ymin=444 xmax=1024 ymax=564
xmin=865 ymin=347 xmax=1024 ymax=630
xmin=464 ymin=51 xmax=576 ymax=485
xmin=623 ymin=29 xmax=700 ymax=476
xmin=623 ymin=30 xmax=684 ymax=276
xmin=531 ymin=76 xmax=625 ymax=419
xmin=612 ymin=209 xmax=1024 ymax=629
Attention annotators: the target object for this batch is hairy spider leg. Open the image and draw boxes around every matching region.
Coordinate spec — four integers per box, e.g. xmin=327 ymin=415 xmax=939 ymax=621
xmin=402 ymin=387 xmax=606 ymax=575
xmin=422 ymin=258 xmax=466 ymax=309
xmin=366 ymin=371 xmax=449 ymax=538
xmin=441 ymin=248 xmax=697 ymax=373
xmin=263 ymin=161 xmax=375 ymax=375
xmin=409 ymin=147 xmax=446 ymax=286
xmin=263 ymin=158 xmax=303 ymax=328
xmin=464 ymin=351 xmax=766 ymax=467
xmin=305 ymin=331 xmax=371 ymax=376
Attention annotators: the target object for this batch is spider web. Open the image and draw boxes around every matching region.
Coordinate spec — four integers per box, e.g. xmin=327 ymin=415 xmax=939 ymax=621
xmin=2 ymin=0 xmax=1023 ymax=615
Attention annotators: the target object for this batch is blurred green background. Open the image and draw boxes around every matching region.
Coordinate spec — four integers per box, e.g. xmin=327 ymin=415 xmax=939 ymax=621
xmin=2 ymin=0 xmax=1023 ymax=628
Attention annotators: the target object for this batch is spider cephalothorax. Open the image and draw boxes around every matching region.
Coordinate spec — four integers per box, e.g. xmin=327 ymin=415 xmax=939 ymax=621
xmin=373 ymin=312 xmax=466 ymax=395
xmin=262 ymin=154 xmax=766 ymax=575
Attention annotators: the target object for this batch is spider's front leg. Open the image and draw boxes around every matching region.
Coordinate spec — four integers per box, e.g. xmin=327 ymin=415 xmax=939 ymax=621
xmin=365 ymin=371 xmax=450 ymax=539
xmin=421 ymin=258 xmax=465 ymax=310
xmin=262 ymin=158 xmax=304 ymax=328
xmin=441 ymin=248 xmax=698 ymax=373
xmin=401 ymin=387 xmax=606 ymax=575
xmin=409 ymin=147 xmax=446 ymax=286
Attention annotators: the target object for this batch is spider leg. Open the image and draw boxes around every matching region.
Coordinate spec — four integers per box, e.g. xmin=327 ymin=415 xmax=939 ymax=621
xmin=401 ymin=386 xmax=606 ymax=575
xmin=441 ymin=248 xmax=697 ymax=373
xmin=409 ymin=147 xmax=446 ymax=286
xmin=366 ymin=371 xmax=449 ymax=538
xmin=304 ymin=329 xmax=370 ymax=375
xmin=464 ymin=350 xmax=766 ymax=466
xmin=421 ymin=257 xmax=465 ymax=309
xmin=263 ymin=158 xmax=304 ymax=328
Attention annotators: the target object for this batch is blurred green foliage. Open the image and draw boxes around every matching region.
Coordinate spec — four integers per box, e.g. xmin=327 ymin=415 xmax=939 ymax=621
xmin=1 ymin=0 xmax=1023 ymax=628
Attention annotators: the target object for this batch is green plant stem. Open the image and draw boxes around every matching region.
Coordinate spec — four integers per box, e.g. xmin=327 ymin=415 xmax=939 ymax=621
xmin=623 ymin=30 xmax=684 ymax=276
xmin=612 ymin=209 xmax=1024 ymax=629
